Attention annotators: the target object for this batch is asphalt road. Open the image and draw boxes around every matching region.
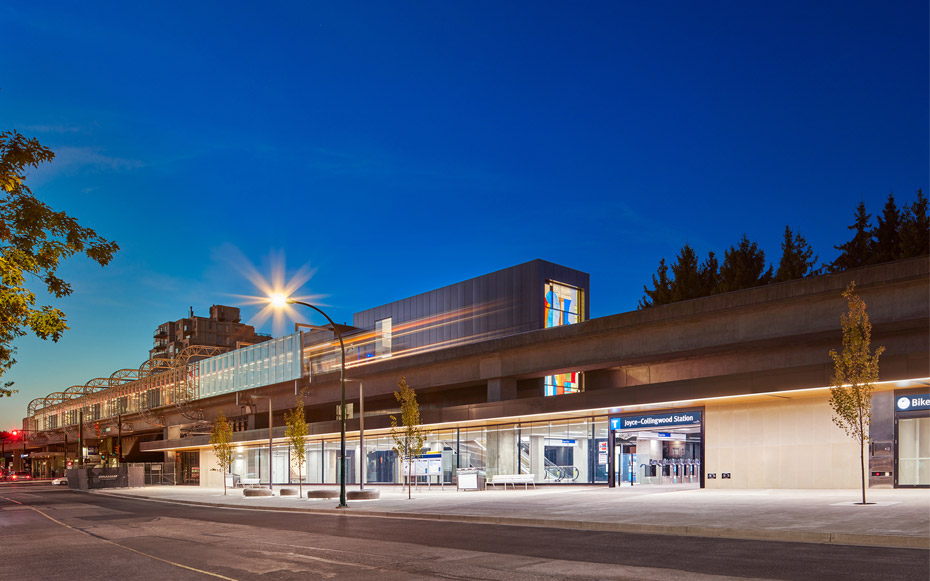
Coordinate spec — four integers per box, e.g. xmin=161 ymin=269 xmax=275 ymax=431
xmin=1 ymin=484 xmax=927 ymax=581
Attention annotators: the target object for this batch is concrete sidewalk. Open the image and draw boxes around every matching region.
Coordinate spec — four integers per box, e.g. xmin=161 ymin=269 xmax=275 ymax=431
xmin=92 ymin=484 xmax=930 ymax=550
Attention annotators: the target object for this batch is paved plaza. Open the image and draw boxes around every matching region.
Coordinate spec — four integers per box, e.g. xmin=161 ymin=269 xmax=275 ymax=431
xmin=92 ymin=484 xmax=930 ymax=550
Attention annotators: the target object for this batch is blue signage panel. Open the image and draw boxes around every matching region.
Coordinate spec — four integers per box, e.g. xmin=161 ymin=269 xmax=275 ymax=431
xmin=896 ymin=394 xmax=930 ymax=412
xmin=610 ymin=411 xmax=702 ymax=431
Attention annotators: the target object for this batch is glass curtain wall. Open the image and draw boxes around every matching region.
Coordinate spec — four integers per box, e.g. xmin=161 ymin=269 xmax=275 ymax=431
xmin=899 ymin=416 xmax=930 ymax=486
xmin=223 ymin=418 xmax=610 ymax=486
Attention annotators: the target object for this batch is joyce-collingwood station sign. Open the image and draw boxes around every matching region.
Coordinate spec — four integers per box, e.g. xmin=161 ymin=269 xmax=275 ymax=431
xmin=610 ymin=411 xmax=702 ymax=431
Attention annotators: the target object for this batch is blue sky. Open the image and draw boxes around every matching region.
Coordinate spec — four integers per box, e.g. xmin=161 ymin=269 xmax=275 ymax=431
xmin=1 ymin=1 xmax=927 ymax=427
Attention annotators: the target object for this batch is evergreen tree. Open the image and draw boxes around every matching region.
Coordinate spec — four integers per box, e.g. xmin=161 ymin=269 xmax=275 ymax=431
xmin=830 ymin=201 xmax=873 ymax=272
xmin=871 ymin=192 xmax=901 ymax=264
xmin=640 ymin=246 xmax=719 ymax=308
xmin=699 ymin=251 xmax=720 ymax=296
xmin=639 ymin=258 xmax=672 ymax=308
xmin=718 ymin=234 xmax=772 ymax=293
xmin=668 ymin=245 xmax=703 ymax=302
xmin=898 ymin=189 xmax=929 ymax=259
xmin=774 ymin=226 xmax=818 ymax=282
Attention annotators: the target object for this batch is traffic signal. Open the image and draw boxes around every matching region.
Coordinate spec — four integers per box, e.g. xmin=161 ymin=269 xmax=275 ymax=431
xmin=11 ymin=430 xmax=18 ymax=438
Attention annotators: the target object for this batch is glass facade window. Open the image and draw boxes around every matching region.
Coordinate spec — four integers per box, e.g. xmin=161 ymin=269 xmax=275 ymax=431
xmin=220 ymin=417 xmax=617 ymax=487
xmin=899 ymin=416 xmax=930 ymax=486
xmin=545 ymin=281 xmax=582 ymax=328
xmin=375 ymin=318 xmax=392 ymax=358
xmin=544 ymin=281 xmax=583 ymax=396
xmin=545 ymin=372 xmax=580 ymax=396
xmin=197 ymin=333 xmax=301 ymax=397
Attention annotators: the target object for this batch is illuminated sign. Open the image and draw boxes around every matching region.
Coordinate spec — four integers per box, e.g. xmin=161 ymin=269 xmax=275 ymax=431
xmin=896 ymin=394 xmax=930 ymax=412
xmin=610 ymin=411 xmax=702 ymax=431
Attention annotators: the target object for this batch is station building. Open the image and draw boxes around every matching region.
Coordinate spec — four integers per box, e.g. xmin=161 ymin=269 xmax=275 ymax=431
xmin=22 ymin=257 xmax=930 ymax=490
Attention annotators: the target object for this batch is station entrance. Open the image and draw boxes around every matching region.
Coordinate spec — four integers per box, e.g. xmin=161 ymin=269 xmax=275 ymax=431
xmin=608 ymin=409 xmax=703 ymax=488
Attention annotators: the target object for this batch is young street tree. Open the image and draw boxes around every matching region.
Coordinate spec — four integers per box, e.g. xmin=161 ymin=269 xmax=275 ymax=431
xmin=210 ymin=411 xmax=235 ymax=496
xmin=284 ymin=393 xmax=309 ymax=497
xmin=390 ymin=376 xmax=425 ymax=500
xmin=0 ymin=130 xmax=119 ymax=397
xmin=828 ymin=282 xmax=884 ymax=505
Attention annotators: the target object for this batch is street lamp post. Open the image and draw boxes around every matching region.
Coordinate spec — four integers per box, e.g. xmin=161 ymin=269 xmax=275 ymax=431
xmin=344 ymin=379 xmax=365 ymax=490
xmin=272 ymin=296 xmax=348 ymax=508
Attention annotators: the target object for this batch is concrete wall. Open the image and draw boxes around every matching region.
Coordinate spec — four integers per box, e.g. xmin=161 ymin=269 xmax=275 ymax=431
xmin=705 ymin=395 xmax=865 ymax=489
xmin=199 ymin=448 xmax=222 ymax=488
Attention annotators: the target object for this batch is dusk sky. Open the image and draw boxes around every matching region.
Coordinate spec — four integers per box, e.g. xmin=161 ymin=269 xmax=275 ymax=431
xmin=1 ymin=1 xmax=927 ymax=428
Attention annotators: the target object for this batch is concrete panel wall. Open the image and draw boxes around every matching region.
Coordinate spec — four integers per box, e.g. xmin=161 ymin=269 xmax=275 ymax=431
xmin=705 ymin=396 xmax=864 ymax=489
xmin=352 ymin=259 xmax=590 ymax=350
xmin=200 ymin=448 xmax=222 ymax=488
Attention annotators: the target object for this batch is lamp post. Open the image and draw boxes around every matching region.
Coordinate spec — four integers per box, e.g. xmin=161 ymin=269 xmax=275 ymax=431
xmin=271 ymin=295 xmax=348 ymax=508
xmin=344 ymin=379 xmax=365 ymax=490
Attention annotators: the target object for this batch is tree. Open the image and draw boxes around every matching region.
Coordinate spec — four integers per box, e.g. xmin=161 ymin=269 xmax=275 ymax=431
xmin=774 ymin=226 xmax=818 ymax=282
xmin=898 ymin=189 xmax=929 ymax=259
xmin=871 ymin=192 xmax=901 ymax=264
xmin=210 ymin=411 xmax=234 ymax=496
xmin=698 ymin=251 xmax=720 ymax=296
xmin=667 ymin=244 xmax=702 ymax=302
xmin=829 ymin=201 xmax=873 ymax=272
xmin=0 ymin=130 xmax=119 ymax=397
xmin=639 ymin=247 xmax=719 ymax=308
xmin=390 ymin=376 xmax=425 ymax=500
xmin=284 ymin=393 xmax=309 ymax=497
xmin=639 ymin=258 xmax=672 ymax=309
xmin=828 ymin=282 xmax=884 ymax=505
xmin=717 ymin=234 xmax=772 ymax=293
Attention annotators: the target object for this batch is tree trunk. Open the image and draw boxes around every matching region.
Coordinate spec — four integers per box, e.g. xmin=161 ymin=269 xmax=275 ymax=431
xmin=223 ymin=464 xmax=227 ymax=496
xmin=860 ymin=438 xmax=866 ymax=504
xmin=408 ymin=452 xmax=412 ymax=500
xmin=299 ymin=464 xmax=303 ymax=497
xmin=859 ymin=415 xmax=867 ymax=505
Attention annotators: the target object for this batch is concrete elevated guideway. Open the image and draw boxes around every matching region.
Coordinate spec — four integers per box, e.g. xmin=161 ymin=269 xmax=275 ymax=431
xmin=147 ymin=257 xmax=927 ymax=447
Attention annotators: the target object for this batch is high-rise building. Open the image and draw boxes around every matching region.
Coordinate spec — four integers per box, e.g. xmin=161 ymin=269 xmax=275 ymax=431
xmin=149 ymin=305 xmax=270 ymax=360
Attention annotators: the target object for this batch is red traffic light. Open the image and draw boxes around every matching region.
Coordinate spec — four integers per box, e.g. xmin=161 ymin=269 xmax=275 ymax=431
xmin=10 ymin=430 xmax=18 ymax=437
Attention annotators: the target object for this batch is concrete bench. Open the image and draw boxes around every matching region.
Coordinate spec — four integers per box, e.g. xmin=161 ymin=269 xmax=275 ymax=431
xmin=306 ymin=489 xmax=339 ymax=499
xmin=242 ymin=488 xmax=273 ymax=497
xmin=489 ymin=474 xmax=536 ymax=489
xmin=347 ymin=489 xmax=380 ymax=500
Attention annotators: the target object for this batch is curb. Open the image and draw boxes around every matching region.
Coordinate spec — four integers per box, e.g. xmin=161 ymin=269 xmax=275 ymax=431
xmin=91 ymin=490 xmax=929 ymax=550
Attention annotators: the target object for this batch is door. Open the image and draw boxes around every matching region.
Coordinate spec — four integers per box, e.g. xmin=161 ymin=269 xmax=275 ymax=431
xmin=897 ymin=415 xmax=930 ymax=487
xmin=620 ymin=443 xmax=637 ymax=485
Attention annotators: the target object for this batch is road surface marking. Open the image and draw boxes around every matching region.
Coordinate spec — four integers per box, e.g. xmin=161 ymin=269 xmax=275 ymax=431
xmin=23 ymin=503 xmax=239 ymax=581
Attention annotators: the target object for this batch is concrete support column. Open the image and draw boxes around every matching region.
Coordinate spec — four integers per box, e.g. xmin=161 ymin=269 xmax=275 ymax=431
xmin=487 ymin=377 xmax=517 ymax=402
xmin=486 ymin=429 xmax=518 ymax=476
